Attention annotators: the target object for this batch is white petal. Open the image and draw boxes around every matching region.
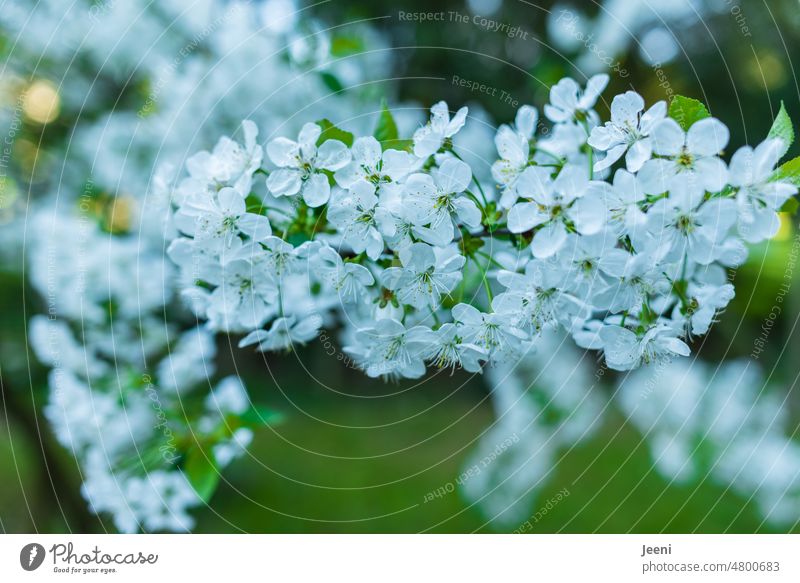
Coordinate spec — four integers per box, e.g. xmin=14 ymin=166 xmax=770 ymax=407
xmin=447 ymin=106 xmax=469 ymax=135
xmin=598 ymin=325 xmax=639 ymax=370
xmin=267 ymin=137 xmax=299 ymax=167
xmin=453 ymin=197 xmax=481 ymax=228
xmin=316 ymin=139 xmax=351 ymax=170
xmin=697 ymin=198 xmax=738 ymax=235
xmin=382 ymin=149 xmax=417 ymax=181
xmin=610 ymin=91 xmax=644 ymax=125
xmin=761 ymin=182 xmax=798 ymax=209
xmin=637 ymin=158 xmax=675 ymax=194
xmin=739 ymin=207 xmax=781 ymax=243
xmin=588 ymin=125 xmax=617 ymax=151
xmin=242 ymin=120 xmax=259 ymax=150
xmin=594 ymin=143 xmax=627 ymax=172
xmin=640 ymin=101 xmax=667 ymax=131
xmin=507 ymin=202 xmax=547 ymax=233
xmin=266 ymin=168 xmax=302 ymax=196
xmin=752 ymin=138 xmax=784 ymax=180
xmin=543 ymin=103 xmax=571 ymax=123
xmin=218 ymin=187 xmax=246 ymax=215
xmin=292 ymin=314 xmax=324 ymax=341
xmin=581 ymin=74 xmax=610 ymax=108
xmin=435 ymin=158 xmax=471 ymax=193
xmin=352 ymin=136 xmax=382 ymax=167
xmin=625 ymin=138 xmax=652 ymax=172
xmin=413 ymin=126 xmax=441 ymax=158
xmin=495 ymin=125 xmax=528 ymax=165
xmin=515 ymin=105 xmax=538 ymax=139
xmin=549 ymin=78 xmax=580 ymax=112
xmin=650 ymin=118 xmax=685 ymax=156
xmin=238 ymin=214 xmax=272 ymax=241
xmin=531 ymin=221 xmax=567 ymax=258
xmin=694 ymin=156 xmax=728 ymax=193
xmin=302 ymin=173 xmax=331 ymax=207
xmin=403 ymin=242 xmax=436 ymax=270
xmin=663 ymin=337 xmax=690 ymax=357
xmin=687 ymin=118 xmax=729 ymax=157
xmin=298 ymin=123 xmax=322 ymax=156
xmin=569 ymin=196 xmax=606 ymax=235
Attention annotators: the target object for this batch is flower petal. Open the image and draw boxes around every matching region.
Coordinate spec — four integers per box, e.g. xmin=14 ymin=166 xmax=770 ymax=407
xmin=531 ymin=220 xmax=567 ymax=258
xmin=302 ymin=173 xmax=331 ymax=207
xmin=686 ymin=117 xmax=729 ymax=157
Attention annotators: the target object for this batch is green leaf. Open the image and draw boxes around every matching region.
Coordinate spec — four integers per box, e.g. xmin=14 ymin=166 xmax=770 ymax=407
xmin=320 ymin=71 xmax=344 ymax=93
xmin=767 ymin=101 xmax=794 ymax=158
xmin=773 ymin=155 xmax=800 ymax=185
xmin=381 ymin=138 xmax=414 ymax=152
xmin=315 ymin=119 xmax=354 ymax=147
xmin=183 ymin=446 xmax=220 ymax=503
xmin=240 ymin=406 xmax=284 ymax=427
xmin=245 ymin=194 xmax=267 ymax=215
xmin=780 ymin=196 xmax=799 ymax=215
xmin=373 ymin=99 xmax=399 ymax=147
xmin=330 ymin=35 xmax=365 ymax=57
xmin=668 ymin=96 xmax=710 ymax=130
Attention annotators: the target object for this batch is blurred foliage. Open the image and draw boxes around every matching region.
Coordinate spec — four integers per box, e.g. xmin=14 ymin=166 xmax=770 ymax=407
xmin=315 ymin=0 xmax=800 ymax=157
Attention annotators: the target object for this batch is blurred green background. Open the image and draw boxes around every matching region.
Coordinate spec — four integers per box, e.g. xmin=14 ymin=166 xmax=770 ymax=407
xmin=2 ymin=0 xmax=800 ymax=533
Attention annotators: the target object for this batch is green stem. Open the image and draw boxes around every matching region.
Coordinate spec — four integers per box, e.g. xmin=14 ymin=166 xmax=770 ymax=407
xmin=532 ymin=145 xmax=564 ymax=165
xmin=578 ymin=120 xmax=594 ymax=179
xmin=463 ymin=190 xmax=485 ymax=212
xmin=429 ymin=307 xmax=442 ymax=328
xmin=475 ymin=250 xmax=505 ymax=270
xmin=450 ymin=149 xmax=489 ymax=207
xmin=471 ymin=256 xmax=494 ymax=304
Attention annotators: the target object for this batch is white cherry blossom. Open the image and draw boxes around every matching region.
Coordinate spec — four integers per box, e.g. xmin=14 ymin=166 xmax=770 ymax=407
xmin=266 ymin=122 xmax=352 ymax=207
xmin=727 ymin=138 xmax=798 ymax=242
xmin=543 ymin=74 xmax=609 ymax=123
xmin=639 ymin=117 xmax=730 ymax=194
xmin=334 ymin=136 xmax=417 ymax=191
xmin=404 ymin=158 xmax=480 ymax=245
xmin=413 ymin=100 xmax=468 ymax=158
xmin=327 ymin=180 xmax=392 ymax=259
xmin=598 ymin=322 xmax=690 ymax=371
xmin=345 ymin=319 xmax=434 ymax=379
xmin=177 ymin=186 xmax=271 ymax=253
xmin=507 ymin=164 xmax=606 ymax=258
xmin=380 ymin=242 xmax=465 ymax=309
xmin=185 ymin=120 xmax=263 ymax=193
xmin=589 ymin=91 xmax=666 ymax=172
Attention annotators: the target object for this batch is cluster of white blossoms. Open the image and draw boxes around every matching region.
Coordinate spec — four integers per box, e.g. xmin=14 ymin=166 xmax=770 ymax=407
xmin=27 ymin=212 xmax=268 ymax=533
xmin=169 ymin=74 xmax=799 ymax=379
xmin=12 ymin=0 xmax=388 ymax=532
xmin=460 ymin=329 xmax=602 ymax=525
xmin=10 ymin=0 xmax=800 ymax=533
xmin=620 ymin=359 xmax=800 ymax=526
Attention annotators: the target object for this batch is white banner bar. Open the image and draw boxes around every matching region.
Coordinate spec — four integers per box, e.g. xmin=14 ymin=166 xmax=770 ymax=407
xmin=1 ymin=535 xmax=797 ymax=581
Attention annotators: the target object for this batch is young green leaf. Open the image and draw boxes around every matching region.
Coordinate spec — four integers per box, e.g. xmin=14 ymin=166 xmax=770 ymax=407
xmin=240 ymin=405 xmax=284 ymax=427
xmin=382 ymin=138 xmax=414 ymax=152
xmin=320 ymin=71 xmax=344 ymax=93
xmin=315 ymin=119 xmax=354 ymax=147
xmin=373 ymin=99 xmax=399 ymax=147
xmin=780 ymin=196 xmax=799 ymax=215
xmin=767 ymin=101 xmax=794 ymax=158
xmin=183 ymin=446 xmax=220 ymax=503
xmin=330 ymin=35 xmax=365 ymax=57
xmin=668 ymin=96 xmax=710 ymax=131
xmin=773 ymin=155 xmax=800 ymax=186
